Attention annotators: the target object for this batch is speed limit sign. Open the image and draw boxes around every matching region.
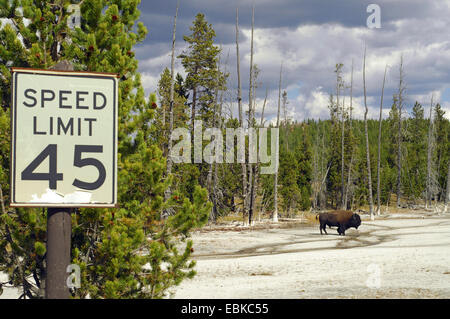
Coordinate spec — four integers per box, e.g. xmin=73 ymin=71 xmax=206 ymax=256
xmin=10 ymin=68 xmax=118 ymax=207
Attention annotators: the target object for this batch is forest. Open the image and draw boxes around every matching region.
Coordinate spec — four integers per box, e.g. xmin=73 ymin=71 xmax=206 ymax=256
xmin=0 ymin=0 xmax=449 ymax=299
xmin=152 ymin=9 xmax=450 ymax=224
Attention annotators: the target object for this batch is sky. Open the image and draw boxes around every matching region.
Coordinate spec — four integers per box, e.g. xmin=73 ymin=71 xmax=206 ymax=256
xmin=135 ymin=0 xmax=450 ymax=123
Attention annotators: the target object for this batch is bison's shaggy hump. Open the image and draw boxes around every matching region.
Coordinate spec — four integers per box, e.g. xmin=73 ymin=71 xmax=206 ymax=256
xmin=316 ymin=210 xmax=361 ymax=236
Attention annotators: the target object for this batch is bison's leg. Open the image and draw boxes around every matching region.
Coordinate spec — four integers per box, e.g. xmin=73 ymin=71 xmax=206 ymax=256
xmin=320 ymin=223 xmax=327 ymax=235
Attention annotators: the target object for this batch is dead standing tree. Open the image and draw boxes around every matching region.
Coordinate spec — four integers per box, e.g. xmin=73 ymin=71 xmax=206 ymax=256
xmin=426 ymin=96 xmax=435 ymax=209
xmin=235 ymin=8 xmax=247 ymax=219
xmin=344 ymin=59 xmax=354 ymax=210
xmin=207 ymin=50 xmax=224 ymax=222
xmin=397 ymin=55 xmax=406 ymax=208
xmin=363 ymin=45 xmax=374 ymax=220
xmin=163 ymin=1 xmax=179 ymax=217
xmin=377 ymin=64 xmax=388 ymax=215
xmin=333 ymin=63 xmax=345 ymax=209
xmin=253 ymin=87 xmax=268 ymax=221
xmin=247 ymin=5 xmax=256 ymax=225
xmin=445 ymin=161 xmax=450 ymax=213
xmin=273 ymin=63 xmax=283 ymax=222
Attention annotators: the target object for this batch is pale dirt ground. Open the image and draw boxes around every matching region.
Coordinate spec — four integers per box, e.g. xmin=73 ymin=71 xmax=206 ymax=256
xmin=171 ymin=211 xmax=450 ymax=299
xmin=2 ymin=211 xmax=450 ymax=299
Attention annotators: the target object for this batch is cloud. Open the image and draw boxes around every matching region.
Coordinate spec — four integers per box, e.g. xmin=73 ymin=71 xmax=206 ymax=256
xmin=136 ymin=0 xmax=450 ymax=122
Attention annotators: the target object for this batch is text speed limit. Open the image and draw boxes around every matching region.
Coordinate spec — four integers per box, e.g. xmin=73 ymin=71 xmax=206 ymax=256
xmin=10 ymin=68 xmax=118 ymax=207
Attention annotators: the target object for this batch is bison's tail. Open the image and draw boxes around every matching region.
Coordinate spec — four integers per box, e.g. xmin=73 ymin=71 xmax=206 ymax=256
xmin=315 ymin=214 xmax=319 ymax=220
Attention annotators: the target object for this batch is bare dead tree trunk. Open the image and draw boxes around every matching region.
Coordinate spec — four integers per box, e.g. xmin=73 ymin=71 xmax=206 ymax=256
xmin=279 ymin=90 xmax=289 ymax=154
xmin=247 ymin=5 xmax=255 ymax=225
xmin=345 ymin=150 xmax=354 ymax=210
xmin=426 ymin=96 xmax=434 ymax=209
xmin=397 ymin=55 xmax=405 ymax=208
xmin=235 ymin=8 xmax=243 ymax=133
xmin=236 ymin=8 xmax=247 ymax=219
xmin=191 ymin=86 xmax=197 ymax=149
xmin=377 ymin=64 xmax=388 ymax=215
xmin=318 ymin=164 xmax=332 ymax=209
xmin=208 ymin=51 xmax=224 ymax=223
xmin=273 ymin=63 xmax=282 ymax=222
xmin=313 ymin=131 xmax=319 ymax=210
xmin=166 ymin=1 xmax=179 ymax=178
xmin=320 ymin=124 xmax=327 ymax=209
xmin=212 ymin=52 xmax=229 ymax=223
xmin=248 ymin=6 xmax=254 ymax=124
xmin=344 ymin=59 xmax=354 ymax=210
xmin=260 ymin=88 xmax=268 ymax=127
xmin=363 ymin=45 xmax=374 ymax=219
xmin=252 ymin=87 xmax=268 ymax=223
xmin=163 ymin=2 xmax=179 ymax=217
xmin=340 ymin=88 xmax=345 ymax=209
xmin=444 ymin=160 xmax=450 ymax=213
xmin=334 ymin=64 xmax=345 ymax=209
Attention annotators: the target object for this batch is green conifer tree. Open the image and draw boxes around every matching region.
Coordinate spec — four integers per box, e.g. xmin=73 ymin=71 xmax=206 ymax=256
xmin=179 ymin=13 xmax=226 ymax=133
xmin=295 ymin=127 xmax=313 ymax=211
xmin=404 ymin=102 xmax=427 ymax=200
xmin=279 ymin=151 xmax=301 ymax=217
xmin=0 ymin=0 xmax=210 ymax=299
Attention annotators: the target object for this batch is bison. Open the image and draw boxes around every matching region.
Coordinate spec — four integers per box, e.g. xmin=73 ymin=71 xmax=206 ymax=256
xmin=316 ymin=210 xmax=361 ymax=236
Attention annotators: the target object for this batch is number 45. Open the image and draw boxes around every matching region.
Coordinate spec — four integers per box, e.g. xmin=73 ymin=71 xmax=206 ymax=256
xmin=21 ymin=144 xmax=106 ymax=191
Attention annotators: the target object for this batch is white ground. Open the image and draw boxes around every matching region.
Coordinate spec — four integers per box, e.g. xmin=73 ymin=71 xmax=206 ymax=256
xmin=2 ymin=212 xmax=450 ymax=299
xmin=171 ymin=213 xmax=450 ymax=299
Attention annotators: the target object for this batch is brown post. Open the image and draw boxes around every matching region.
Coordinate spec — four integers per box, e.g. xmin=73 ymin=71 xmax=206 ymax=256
xmin=45 ymin=60 xmax=74 ymax=299
xmin=45 ymin=208 xmax=71 ymax=299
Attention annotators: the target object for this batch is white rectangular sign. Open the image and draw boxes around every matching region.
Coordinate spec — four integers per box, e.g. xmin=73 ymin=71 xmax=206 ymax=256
xmin=10 ymin=68 xmax=118 ymax=207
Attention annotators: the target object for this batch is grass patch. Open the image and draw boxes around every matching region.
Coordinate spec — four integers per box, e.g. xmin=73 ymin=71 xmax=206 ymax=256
xmin=303 ymin=211 xmax=319 ymax=224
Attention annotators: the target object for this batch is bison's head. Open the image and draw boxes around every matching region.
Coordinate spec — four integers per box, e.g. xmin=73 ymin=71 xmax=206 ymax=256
xmin=350 ymin=213 xmax=361 ymax=229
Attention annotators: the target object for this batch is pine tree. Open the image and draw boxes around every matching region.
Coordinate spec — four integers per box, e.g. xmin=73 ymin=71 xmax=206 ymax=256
xmin=279 ymin=151 xmax=301 ymax=217
xmin=0 ymin=0 xmax=210 ymax=299
xmin=179 ymin=13 xmax=226 ymax=135
xmin=296 ymin=127 xmax=312 ymax=211
xmin=155 ymin=68 xmax=189 ymax=156
xmin=179 ymin=13 xmax=227 ymax=210
xmin=385 ymin=97 xmax=400 ymax=206
xmin=405 ymin=102 xmax=427 ymax=201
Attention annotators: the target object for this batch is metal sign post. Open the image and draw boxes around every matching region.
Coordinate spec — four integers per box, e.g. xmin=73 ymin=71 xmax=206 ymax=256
xmin=10 ymin=62 xmax=118 ymax=298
